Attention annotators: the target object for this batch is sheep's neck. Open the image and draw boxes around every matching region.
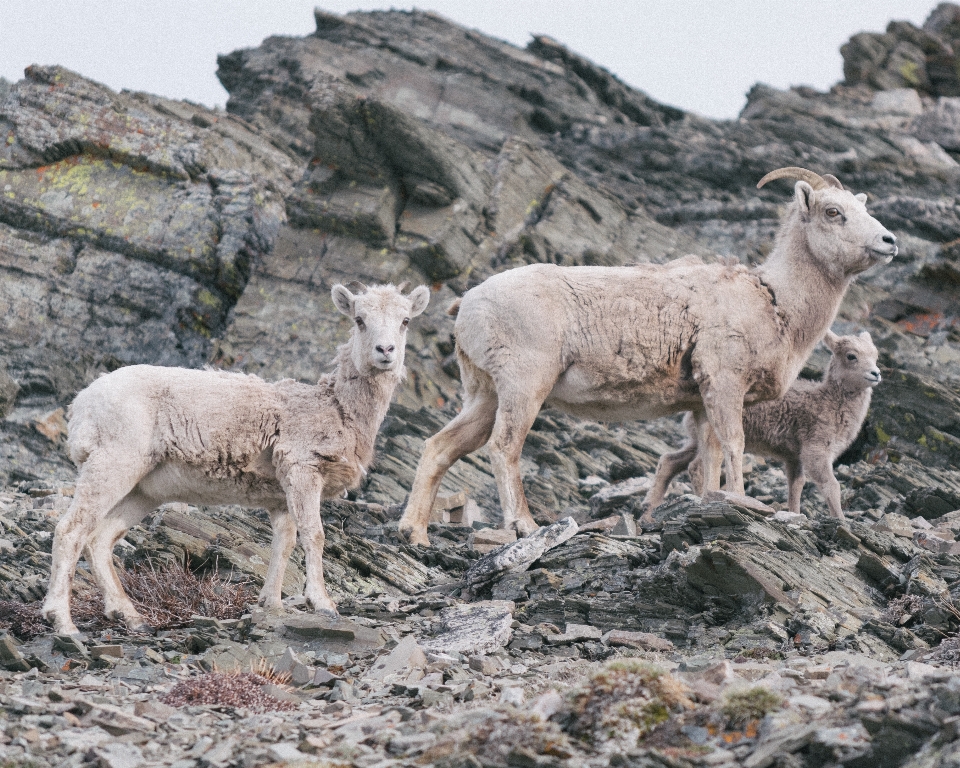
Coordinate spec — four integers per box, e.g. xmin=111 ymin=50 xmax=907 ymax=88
xmin=328 ymin=346 xmax=401 ymax=469
xmin=757 ymin=224 xmax=849 ymax=373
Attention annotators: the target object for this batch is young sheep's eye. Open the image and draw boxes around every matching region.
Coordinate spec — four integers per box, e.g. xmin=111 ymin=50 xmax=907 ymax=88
xmin=846 ymin=353 xmax=857 ymax=361
xmin=826 ymin=207 xmax=840 ymax=218
xmin=355 ymin=317 xmax=366 ymax=330
xmin=401 ymin=318 xmax=410 ymax=328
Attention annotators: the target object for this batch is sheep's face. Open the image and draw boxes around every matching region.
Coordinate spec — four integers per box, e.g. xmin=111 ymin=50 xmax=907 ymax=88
xmin=795 ymin=182 xmax=897 ymax=282
xmin=332 ymin=282 xmax=430 ymax=373
xmin=823 ymin=331 xmax=881 ymax=391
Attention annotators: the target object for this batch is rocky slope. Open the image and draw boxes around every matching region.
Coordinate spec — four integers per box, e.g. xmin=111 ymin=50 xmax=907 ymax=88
xmin=1 ymin=5 xmax=960 ymax=767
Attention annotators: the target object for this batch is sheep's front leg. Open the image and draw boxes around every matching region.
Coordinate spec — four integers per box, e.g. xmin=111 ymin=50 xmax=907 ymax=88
xmin=643 ymin=440 xmax=698 ymax=522
xmin=281 ymin=466 xmax=337 ymax=615
xmin=700 ymin=384 xmax=746 ymax=496
xmin=259 ymin=509 xmax=298 ymax=611
xmin=784 ymin=459 xmax=806 ymax=515
xmin=801 ymin=452 xmax=844 ymax=519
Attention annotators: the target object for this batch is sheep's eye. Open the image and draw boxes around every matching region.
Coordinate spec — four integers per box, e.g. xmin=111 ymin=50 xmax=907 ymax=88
xmin=401 ymin=318 xmax=410 ymax=328
xmin=826 ymin=207 xmax=840 ymax=218
xmin=846 ymin=353 xmax=857 ymax=361
xmin=355 ymin=317 xmax=366 ymax=330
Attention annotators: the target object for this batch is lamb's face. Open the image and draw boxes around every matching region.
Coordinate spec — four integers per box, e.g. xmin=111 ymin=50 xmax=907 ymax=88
xmin=797 ymin=183 xmax=897 ymax=282
xmin=824 ymin=331 xmax=881 ymax=391
xmin=332 ymin=283 xmax=430 ymax=373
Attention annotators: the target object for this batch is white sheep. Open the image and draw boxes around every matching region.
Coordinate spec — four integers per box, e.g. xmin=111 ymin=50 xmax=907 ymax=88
xmin=643 ymin=331 xmax=881 ymax=521
xmin=42 ymin=281 xmax=430 ymax=637
xmin=397 ymin=167 xmax=896 ymax=546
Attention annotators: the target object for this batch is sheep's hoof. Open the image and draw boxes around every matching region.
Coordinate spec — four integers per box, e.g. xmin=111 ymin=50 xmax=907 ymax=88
xmin=639 ymin=516 xmax=663 ymax=532
xmin=398 ymin=525 xmax=430 ymax=547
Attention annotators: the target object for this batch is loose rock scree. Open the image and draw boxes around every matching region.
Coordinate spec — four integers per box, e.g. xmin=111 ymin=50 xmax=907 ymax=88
xmin=644 ymin=330 xmax=882 ymax=520
xmin=42 ymin=281 xmax=430 ymax=637
xmin=398 ymin=167 xmax=896 ymax=546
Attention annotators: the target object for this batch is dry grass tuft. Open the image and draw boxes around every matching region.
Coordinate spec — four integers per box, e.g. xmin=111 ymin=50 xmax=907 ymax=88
xmin=162 ymin=670 xmax=298 ymax=712
xmin=881 ymin=594 xmax=925 ymax=626
xmin=71 ymin=559 xmax=255 ymax=632
xmin=565 ymin=660 xmax=693 ymax=747
xmin=0 ymin=600 xmax=49 ymax=640
xmin=719 ymin=687 xmax=783 ymax=728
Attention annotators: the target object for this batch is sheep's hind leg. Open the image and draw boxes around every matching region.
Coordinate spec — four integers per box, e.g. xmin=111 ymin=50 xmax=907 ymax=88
xmin=43 ymin=455 xmax=147 ymax=638
xmin=399 ymin=360 xmax=497 ymax=546
xmin=259 ymin=509 xmax=297 ymax=611
xmin=281 ymin=466 xmax=336 ymax=615
xmin=784 ymin=459 xmax=805 ymax=515
xmin=488 ymin=386 xmax=551 ymax=537
xmin=700 ymin=384 xmax=746 ymax=496
xmin=84 ymin=491 xmax=156 ymax=633
xmin=802 ymin=453 xmax=844 ymax=520
xmin=642 ymin=441 xmax=697 ymax=525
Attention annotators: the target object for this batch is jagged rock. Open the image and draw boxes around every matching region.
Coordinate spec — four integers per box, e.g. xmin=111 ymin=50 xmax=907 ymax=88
xmin=366 ymin=635 xmax=426 ymax=681
xmin=421 ymin=600 xmax=514 ymax=655
xmin=463 ymin=517 xmax=579 ymax=591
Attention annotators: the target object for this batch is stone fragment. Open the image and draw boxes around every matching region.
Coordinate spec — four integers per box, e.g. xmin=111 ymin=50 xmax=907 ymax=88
xmin=366 ymin=635 xmax=427 ymax=681
xmin=422 ymin=601 xmax=514 ymax=655
xmin=282 ymin=614 xmax=385 ymax=650
xmin=94 ymin=742 xmax=146 ymax=768
xmin=86 ymin=703 xmax=157 ymax=735
xmin=274 ymin=647 xmax=315 ymax=686
xmin=611 ymin=513 xmax=638 ymax=537
xmin=871 ymin=88 xmax=923 ymax=115
xmin=545 ymin=623 xmax=603 ymax=645
xmin=133 ymin=700 xmax=178 ymax=722
xmin=772 ymin=510 xmax=806 ymax=525
xmin=58 ymin=726 xmax=114 ymax=753
xmin=602 ymin=630 xmax=674 ymax=652
xmin=268 ymin=743 xmax=308 ymax=763
xmin=90 ymin=645 xmax=124 ymax=659
xmin=469 ymin=655 xmax=503 ymax=676
xmin=0 ymin=632 xmax=31 ymax=672
xmin=0 ymin=368 xmax=18 ymax=419
xmin=463 ymin=517 xmax=578 ymax=590
xmin=312 ymin=668 xmax=339 ymax=686
xmin=529 ymin=691 xmax=564 ymax=721
xmin=589 ymin=476 xmax=651 ymax=516
xmin=873 ymin=513 xmax=914 ymax=538
xmin=470 ymin=527 xmax=517 ymax=553
xmin=702 ymin=490 xmax=775 ymax=515
xmin=53 ymin=633 xmax=90 ymax=659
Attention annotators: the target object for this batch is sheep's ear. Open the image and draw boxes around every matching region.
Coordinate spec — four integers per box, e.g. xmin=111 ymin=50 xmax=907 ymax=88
xmin=855 ymin=193 xmax=867 ymax=204
xmin=331 ymin=284 xmax=355 ymax=317
xmin=822 ymin=330 xmax=840 ymax=351
xmin=794 ymin=181 xmax=813 ymax=215
xmin=407 ymin=285 xmax=430 ymax=317
xmin=859 ymin=331 xmax=872 ymax=341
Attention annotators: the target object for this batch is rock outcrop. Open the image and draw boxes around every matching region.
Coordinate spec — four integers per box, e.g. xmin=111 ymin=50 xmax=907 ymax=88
xmin=0 ymin=6 xmax=960 ymax=767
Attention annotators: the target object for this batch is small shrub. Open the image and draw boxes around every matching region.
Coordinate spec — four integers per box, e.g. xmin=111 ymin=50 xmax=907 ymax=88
xmin=720 ymin=686 xmax=783 ymax=728
xmin=162 ymin=669 xmax=297 ymax=712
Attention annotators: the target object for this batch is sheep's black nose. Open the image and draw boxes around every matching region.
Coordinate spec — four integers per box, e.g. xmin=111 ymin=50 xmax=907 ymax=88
xmin=376 ymin=345 xmax=395 ymax=354
xmin=882 ymin=233 xmax=896 ymax=245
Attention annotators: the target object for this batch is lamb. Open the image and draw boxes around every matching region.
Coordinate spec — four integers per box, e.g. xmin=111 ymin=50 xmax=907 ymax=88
xmin=642 ymin=331 xmax=881 ymax=521
xmin=42 ymin=281 xmax=430 ymax=637
xmin=397 ymin=167 xmax=896 ymax=546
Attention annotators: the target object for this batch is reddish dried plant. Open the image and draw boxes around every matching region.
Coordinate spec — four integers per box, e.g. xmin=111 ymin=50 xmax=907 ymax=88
xmin=162 ymin=670 xmax=298 ymax=712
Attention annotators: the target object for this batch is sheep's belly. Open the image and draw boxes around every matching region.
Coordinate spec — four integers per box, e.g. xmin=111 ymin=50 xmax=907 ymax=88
xmin=546 ymin=368 xmax=697 ymax=422
xmin=136 ymin=463 xmax=287 ymax=509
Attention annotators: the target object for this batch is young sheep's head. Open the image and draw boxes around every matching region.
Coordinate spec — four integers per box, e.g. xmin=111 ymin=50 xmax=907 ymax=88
xmin=758 ymin=167 xmax=897 ymax=282
xmin=823 ymin=330 xmax=881 ymax=391
xmin=331 ymin=281 xmax=430 ymax=374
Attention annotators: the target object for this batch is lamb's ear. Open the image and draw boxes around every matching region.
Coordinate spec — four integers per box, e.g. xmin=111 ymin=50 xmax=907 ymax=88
xmin=795 ymin=181 xmax=813 ymax=215
xmin=407 ymin=285 xmax=430 ymax=317
xmin=822 ymin=330 xmax=840 ymax=351
xmin=855 ymin=193 xmax=867 ymax=204
xmin=331 ymin=284 xmax=356 ymax=317
xmin=859 ymin=331 xmax=872 ymax=341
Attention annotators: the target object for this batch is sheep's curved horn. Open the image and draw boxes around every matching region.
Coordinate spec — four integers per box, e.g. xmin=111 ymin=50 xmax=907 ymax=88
xmin=397 ymin=280 xmax=411 ymax=293
xmin=346 ymin=280 xmax=368 ymax=294
xmin=821 ymin=174 xmax=843 ymax=189
xmin=756 ymin=167 xmax=829 ymax=190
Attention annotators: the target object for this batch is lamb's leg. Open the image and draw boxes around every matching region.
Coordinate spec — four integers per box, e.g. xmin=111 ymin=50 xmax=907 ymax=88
xmin=802 ymin=452 xmax=844 ymax=519
xmin=784 ymin=459 xmax=805 ymax=515
xmin=700 ymin=385 xmax=746 ymax=495
xmin=43 ymin=454 xmax=147 ymax=637
xmin=84 ymin=491 xmax=156 ymax=632
xmin=281 ymin=466 xmax=336 ymax=615
xmin=642 ymin=441 xmax=698 ymax=523
xmin=259 ymin=509 xmax=297 ymax=611
xmin=399 ymin=361 xmax=497 ymax=546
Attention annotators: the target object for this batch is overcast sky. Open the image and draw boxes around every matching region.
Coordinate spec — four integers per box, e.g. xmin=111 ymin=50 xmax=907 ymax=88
xmin=0 ymin=1 xmax=941 ymax=120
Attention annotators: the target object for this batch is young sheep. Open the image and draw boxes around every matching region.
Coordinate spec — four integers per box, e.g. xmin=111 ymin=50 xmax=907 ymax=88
xmin=643 ymin=331 xmax=881 ymax=521
xmin=397 ymin=167 xmax=896 ymax=546
xmin=42 ymin=281 xmax=430 ymax=637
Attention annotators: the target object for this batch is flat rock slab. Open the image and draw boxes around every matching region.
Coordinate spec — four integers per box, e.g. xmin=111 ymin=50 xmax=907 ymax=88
xmin=422 ymin=600 xmax=515 ymax=655
xmin=603 ymin=630 xmax=674 ymax=652
xmin=366 ymin=635 xmax=427 ymax=681
xmin=281 ymin=615 xmax=385 ymax=651
xmin=463 ymin=517 xmax=579 ymax=590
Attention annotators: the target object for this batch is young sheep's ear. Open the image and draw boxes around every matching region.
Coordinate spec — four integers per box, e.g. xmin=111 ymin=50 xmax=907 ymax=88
xmin=859 ymin=331 xmax=872 ymax=342
xmin=407 ymin=285 xmax=430 ymax=317
xmin=331 ymin=284 xmax=356 ymax=317
xmin=855 ymin=193 xmax=867 ymax=204
xmin=794 ymin=181 xmax=813 ymax=215
xmin=822 ymin=330 xmax=840 ymax=351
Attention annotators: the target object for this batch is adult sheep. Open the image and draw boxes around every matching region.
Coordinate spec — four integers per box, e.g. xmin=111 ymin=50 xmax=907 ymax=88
xmin=43 ymin=281 xmax=429 ymax=638
xmin=397 ymin=167 xmax=896 ymax=546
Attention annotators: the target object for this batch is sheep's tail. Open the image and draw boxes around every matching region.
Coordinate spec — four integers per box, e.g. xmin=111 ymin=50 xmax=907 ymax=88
xmin=447 ymin=298 xmax=462 ymax=316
